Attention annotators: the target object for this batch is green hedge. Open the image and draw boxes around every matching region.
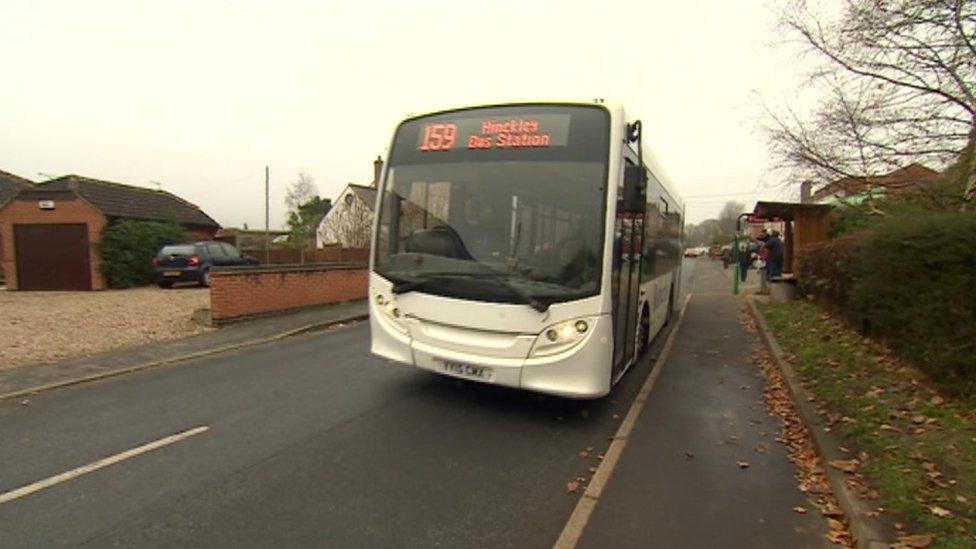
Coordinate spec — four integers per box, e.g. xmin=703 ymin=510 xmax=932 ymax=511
xmin=798 ymin=213 xmax=976 ymax=396
xmin=99 ymin=220 xmax=188 ymax=288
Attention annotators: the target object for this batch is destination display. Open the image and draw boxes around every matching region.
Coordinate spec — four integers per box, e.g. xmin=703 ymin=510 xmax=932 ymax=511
xmin=418 ymin=114 xmax=571 ymax=152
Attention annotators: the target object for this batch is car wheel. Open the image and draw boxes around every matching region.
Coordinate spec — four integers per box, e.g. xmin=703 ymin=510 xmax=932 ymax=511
xmin=200 ymin=269 xmax=211 ymax=287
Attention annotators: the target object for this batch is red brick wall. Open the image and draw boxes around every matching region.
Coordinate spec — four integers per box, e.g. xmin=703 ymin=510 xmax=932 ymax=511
xmin=0 ymin=197 xmax=107 ymax=290
xmin=209 ymin=264 xmax=367 ymax=322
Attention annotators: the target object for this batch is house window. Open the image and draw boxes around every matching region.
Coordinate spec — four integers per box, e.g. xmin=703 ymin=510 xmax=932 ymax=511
xmin=344 ymin=193 xmax=354 ymax=207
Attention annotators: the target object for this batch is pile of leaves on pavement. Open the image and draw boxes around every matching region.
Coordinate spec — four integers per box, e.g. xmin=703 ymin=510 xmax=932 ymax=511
xmin=758 ymin=301 xmax=976 ymax=548
xmin=743 ymin=312 xmax=854 ymax=547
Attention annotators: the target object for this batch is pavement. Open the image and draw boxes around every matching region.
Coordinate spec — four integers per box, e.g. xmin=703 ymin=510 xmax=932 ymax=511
xmin=575 ymin=259 xmax=827 ymax=548
xmin=0 ymin=300 xmax=368 ymax=400
xmin=0 ymin=259 xmax=829 ymax=548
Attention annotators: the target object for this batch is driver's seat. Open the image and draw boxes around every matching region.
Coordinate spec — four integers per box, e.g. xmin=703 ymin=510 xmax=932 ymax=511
xmin=405 ymin=226 xmax=470 ymax=259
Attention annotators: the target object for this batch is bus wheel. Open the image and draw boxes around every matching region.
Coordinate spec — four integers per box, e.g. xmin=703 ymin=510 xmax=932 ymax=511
xmin=636 ymin=306 xmax=650 ymax=356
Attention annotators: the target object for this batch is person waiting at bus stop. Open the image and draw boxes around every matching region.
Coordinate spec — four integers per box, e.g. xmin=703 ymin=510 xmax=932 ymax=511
xmin=757 ymin=230 xmax=770 ymax=294
xmin=766 ymin=230 xmax=784 ymax=279
xmin=738 ymin=240 xmax=753 ymax=282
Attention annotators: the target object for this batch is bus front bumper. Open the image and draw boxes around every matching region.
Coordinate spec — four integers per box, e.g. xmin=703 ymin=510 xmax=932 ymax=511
xmin=370 ymin=308 xmax=613 ymax=399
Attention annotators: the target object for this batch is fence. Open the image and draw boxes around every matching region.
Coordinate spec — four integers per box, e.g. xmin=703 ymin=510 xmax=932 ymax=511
xmin=241 ymin=246 xmax=370 ymax=265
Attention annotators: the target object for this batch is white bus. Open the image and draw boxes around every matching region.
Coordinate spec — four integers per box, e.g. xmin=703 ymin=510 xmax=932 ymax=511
xmin=369 ymin=101 xmax=683 ymax=398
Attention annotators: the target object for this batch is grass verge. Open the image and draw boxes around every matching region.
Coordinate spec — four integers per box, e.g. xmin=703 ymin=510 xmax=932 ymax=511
xmin=758 ymin=300 xmax=976 ymax=548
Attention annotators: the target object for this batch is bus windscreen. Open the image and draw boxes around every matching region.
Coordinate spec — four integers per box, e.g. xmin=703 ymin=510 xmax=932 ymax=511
xmin=376 ymin=105 xmax=609 ymax=308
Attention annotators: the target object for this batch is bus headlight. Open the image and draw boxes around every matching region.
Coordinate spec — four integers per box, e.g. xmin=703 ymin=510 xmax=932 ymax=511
xmin=374 ymin=294 xmax=407 ymax=333
xmin=530 ymin=318 xmax=594 ymax=357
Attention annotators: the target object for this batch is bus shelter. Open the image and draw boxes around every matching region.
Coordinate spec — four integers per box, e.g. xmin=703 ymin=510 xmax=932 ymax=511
xmin=751 ymin=201 xmax=832 ymax=274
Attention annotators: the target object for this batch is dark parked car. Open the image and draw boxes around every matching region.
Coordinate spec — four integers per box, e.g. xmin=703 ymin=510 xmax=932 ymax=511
xmin=153 ymin=241 xmax=258 ymax=288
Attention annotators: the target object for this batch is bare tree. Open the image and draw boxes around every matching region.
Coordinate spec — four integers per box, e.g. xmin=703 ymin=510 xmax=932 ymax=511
xmin=317 ymin=195 xmax=373 ymax=249
xmin=285 ymin=171 xmax=319 ymax=212
xmin=718 ymin=201 xmax=748 ymax=236
xmin=766 ymin=0 xmax=976 ymax=202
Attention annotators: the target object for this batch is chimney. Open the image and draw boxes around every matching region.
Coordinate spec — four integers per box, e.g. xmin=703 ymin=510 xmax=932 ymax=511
xmin=372 ymin=155 xmax=383 ymax=188
xmin=800 ymin=180 xmax=813 ymax=204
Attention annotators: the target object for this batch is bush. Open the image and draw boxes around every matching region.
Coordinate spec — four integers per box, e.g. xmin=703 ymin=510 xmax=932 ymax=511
xmin=796 ymin=234 xmax=862 ymax=311
xmin=854 ymin=213 xmax=976 ymax=393
xmin=99 ymin=220 xmax=188 ymax=288
xmin=798 ymin=212 xmax=976 ymax=395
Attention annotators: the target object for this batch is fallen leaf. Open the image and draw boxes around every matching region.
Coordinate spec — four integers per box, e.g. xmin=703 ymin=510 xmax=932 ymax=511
xmin=566 ymin=480 xmax=580 ymax=493
xmin=578 ymin=450 xmax=590 ymax=458
xmin=956 ymin=495 xmax=968 ymax=504
xmin=792 ymin=506 xmax=807 ymax=514
xmin=684 ymin=451 xmax=695 ymax=460
xmin=930 ymin=506 xmax=952 ymax=518
xmin=897 ymin=534 xmax=933 ymax=548
xmin=737 ymin=460 xmax=750 ymax=469
xmin=820 ymin=504 xmax=844 ymax=518
xmin=894 ymin=522 xmax=906 ymax=531
xmin=829 ymin=460 xmax=858 ymax=473
xmin=588 ymin=467 xmax=598 ymax=474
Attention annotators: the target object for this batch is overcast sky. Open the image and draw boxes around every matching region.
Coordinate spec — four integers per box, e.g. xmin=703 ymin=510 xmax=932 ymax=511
xmin=1 ymin=0 xmax=804 ymax=228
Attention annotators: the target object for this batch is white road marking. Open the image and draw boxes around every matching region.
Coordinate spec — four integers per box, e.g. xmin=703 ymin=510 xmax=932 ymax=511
xmin=553 ymin=294 xmax=692 ymax=549
xmin=0 ymin=426 xmax=209 ymax=506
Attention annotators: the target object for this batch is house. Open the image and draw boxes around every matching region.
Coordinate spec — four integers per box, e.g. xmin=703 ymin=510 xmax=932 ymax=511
xmin=812 ymin=163 xmax=942 ymax=204
xmin=0 ymin=170 xmax=35 ymax=285
xmin=315 ymin=157 xmax=382 ymax=249
xmin=315 ymin=183 xmax=376 ymax=248
xmin=0 ymin=174 xmax=220 ymax=291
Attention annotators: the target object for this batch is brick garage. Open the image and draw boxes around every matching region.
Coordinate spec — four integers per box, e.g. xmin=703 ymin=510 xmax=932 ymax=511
xmin=0 ymin=173 xmax=220 ymax=291
xmin=209 ymin=264 xmax=367 ymax=323
xmin=0 ymin=190 xmax=107 ymax=290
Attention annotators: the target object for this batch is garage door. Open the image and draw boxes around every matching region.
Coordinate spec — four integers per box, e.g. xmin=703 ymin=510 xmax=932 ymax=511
xmin=14 ymin=224 xmax=92 ymax=291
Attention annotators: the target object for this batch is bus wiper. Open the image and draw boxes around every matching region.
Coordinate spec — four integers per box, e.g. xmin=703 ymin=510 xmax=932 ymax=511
xmin=434 ymin=272 xmax=549 ymax=313
xmin=383 ymin=271 xmax=549 ymax=312
xmin=384 ymin=273 xmax=429 ymax=294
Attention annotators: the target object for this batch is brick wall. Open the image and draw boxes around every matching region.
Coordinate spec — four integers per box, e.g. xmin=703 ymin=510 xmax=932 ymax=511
xmin=0 ymin=196 xmax=107 ymax=290
xmin=209 ymin=264 xmax=367 ymax=322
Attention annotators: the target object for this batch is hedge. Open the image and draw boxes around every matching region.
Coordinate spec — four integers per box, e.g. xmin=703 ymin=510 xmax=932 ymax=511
xmin=797 ymin=212 xmax=976 ymax=396
xmin=99 ymin=220 xmax=188 ymax=288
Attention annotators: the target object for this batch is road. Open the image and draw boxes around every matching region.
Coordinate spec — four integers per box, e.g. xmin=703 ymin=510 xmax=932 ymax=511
xmin=0 ymin=259 xmax=730 ymax=548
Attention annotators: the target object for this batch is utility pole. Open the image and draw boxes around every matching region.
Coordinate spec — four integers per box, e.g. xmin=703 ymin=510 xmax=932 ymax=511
xmin=264 ymin=166 xmax=270 ymax=264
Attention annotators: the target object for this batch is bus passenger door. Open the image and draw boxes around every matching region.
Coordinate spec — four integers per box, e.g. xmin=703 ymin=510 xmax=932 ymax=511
xmin=612 ymin=158 xmax=645 ymax=378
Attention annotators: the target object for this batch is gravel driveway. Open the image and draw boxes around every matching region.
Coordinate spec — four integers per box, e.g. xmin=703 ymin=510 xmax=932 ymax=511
xmin=1 ymin=287 xmax=211 ymax=370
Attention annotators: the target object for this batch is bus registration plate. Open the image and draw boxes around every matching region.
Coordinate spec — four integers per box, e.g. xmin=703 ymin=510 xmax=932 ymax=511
xmin=440 ymin=359 xmax=492 ymax=380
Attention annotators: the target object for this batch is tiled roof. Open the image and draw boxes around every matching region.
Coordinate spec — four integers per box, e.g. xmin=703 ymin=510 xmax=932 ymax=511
xmin=0 ymin=169 xmax=34 ymax=207
xmin=813 ymin=163 xmax=942 ymax=201
xmin=348 ymin=183 xmax=377 ymax=211
xmin=38 ymin=175 xmax=220 ymax=228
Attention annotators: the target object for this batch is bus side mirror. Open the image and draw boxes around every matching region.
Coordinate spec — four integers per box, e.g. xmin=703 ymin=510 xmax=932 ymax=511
xmin=622 ymin=165 xmax=646 ymax=213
